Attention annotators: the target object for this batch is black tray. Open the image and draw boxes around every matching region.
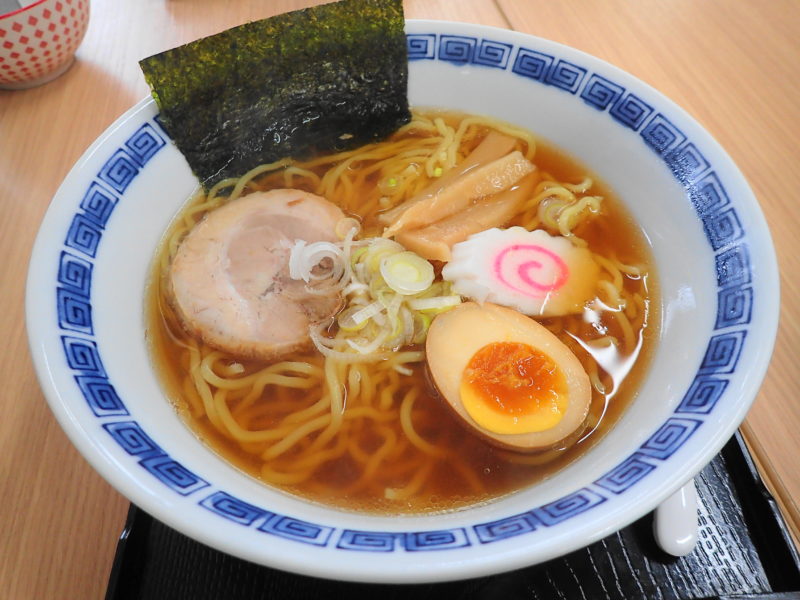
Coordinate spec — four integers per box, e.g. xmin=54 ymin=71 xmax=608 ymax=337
xmin=105 ymin=432 xmax=800 ymax=600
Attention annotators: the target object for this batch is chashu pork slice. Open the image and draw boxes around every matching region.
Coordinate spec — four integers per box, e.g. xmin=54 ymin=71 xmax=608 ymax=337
xmin=170 ymin=189 xmax=345 ymax=361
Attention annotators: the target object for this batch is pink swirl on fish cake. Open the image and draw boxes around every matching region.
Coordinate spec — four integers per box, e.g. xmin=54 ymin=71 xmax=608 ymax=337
xmin=493 ymin=243 xmax=569 ymax=298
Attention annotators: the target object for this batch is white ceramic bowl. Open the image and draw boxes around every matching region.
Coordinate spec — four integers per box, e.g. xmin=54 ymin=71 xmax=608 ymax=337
xmin=26 ymin=20 xmax=778 ymax=583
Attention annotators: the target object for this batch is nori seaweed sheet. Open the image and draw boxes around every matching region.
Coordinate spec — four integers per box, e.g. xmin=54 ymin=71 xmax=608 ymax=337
xmin=139 ymin=0 xmax=409 ymax=188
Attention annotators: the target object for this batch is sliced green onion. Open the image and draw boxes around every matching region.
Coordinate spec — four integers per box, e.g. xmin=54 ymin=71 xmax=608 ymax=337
xmin=347 ymin=329 xmax=389 ymax=354
xmin=351 ymin=301 xmax=384 ymax=326
xmin=293 ymin=232 xmax=448 ymax=370
xmin=407 ymin=295 xmax=462 ymax=312
xmin=335 ymin=217 xmax=361 ymax=240
xmin=366 ymin=240 xmax=404 ymax=272
xmin=350 ymin=246 xmax=368 ymax=263
xmin=412 ymin=311 xmax=432 ymax=344
xmin=400 ymin=306 xmax=415 ymax=345
xmin=343 ymin=281 xmax=369 ymax=296
xmin=393 ymin=364 xmax=413 ymax=376
xmin=288 ymin=240 xmax=344 ymax=283
xmin=337 ymin=306 xmax=369 ymax=332
xmin=385 ymin=294 xmax=404 ymax=340
xmin=380 ymin=251 xmax=434 ymax=295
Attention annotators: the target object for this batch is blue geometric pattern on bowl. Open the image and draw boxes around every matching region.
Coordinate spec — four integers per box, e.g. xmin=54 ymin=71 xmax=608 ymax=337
xmin=55 ymin=33 xmax=752 ymax=552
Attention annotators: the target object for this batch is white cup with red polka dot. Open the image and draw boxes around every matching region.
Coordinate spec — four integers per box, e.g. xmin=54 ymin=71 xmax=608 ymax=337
xmin=0 ymin=0 xmax=89 ymax=90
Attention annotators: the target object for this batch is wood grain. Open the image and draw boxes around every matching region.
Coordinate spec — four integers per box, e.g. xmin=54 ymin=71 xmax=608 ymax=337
xmin=1 ymin=1 xmax=797 ymax=598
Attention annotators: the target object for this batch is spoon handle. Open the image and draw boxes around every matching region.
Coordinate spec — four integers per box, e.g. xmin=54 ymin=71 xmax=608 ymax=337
xmin=653 ymin=478 xmax=698 ymax=557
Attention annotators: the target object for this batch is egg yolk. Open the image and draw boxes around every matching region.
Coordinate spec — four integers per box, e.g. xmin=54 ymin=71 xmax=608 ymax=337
xmin=460 ymin=341 xmax=568 ymax=434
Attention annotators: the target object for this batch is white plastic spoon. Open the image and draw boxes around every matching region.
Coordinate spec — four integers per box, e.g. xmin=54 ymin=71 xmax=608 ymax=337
xmin=653 ymin=478 xmax=699 ymax=556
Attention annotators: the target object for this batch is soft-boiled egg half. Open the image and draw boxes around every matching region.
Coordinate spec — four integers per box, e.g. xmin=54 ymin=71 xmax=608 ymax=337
xmin=426 ymin=302 xmax=591 ymax=452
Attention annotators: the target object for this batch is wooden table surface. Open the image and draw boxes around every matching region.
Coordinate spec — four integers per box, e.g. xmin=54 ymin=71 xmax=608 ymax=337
xmin=1 ymin=1 xmax=797 ymax=597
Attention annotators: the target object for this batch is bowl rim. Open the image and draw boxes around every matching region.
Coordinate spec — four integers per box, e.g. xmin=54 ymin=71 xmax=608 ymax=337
xmin=25 ymin=18 xmax=780 ymax=583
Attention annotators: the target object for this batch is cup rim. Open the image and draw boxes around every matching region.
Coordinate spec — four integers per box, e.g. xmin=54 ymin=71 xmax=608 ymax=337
xmin=0 ymin=0 xmax=50 ymax=21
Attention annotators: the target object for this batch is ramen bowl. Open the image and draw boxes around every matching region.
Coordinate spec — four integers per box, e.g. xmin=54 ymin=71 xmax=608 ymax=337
xmin=26 ymin=20 xmax=778 ymax=583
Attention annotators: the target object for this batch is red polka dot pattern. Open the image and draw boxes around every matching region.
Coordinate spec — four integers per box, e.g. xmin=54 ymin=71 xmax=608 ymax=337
xmin=0 ymin=0 xmax=89 ymax=87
